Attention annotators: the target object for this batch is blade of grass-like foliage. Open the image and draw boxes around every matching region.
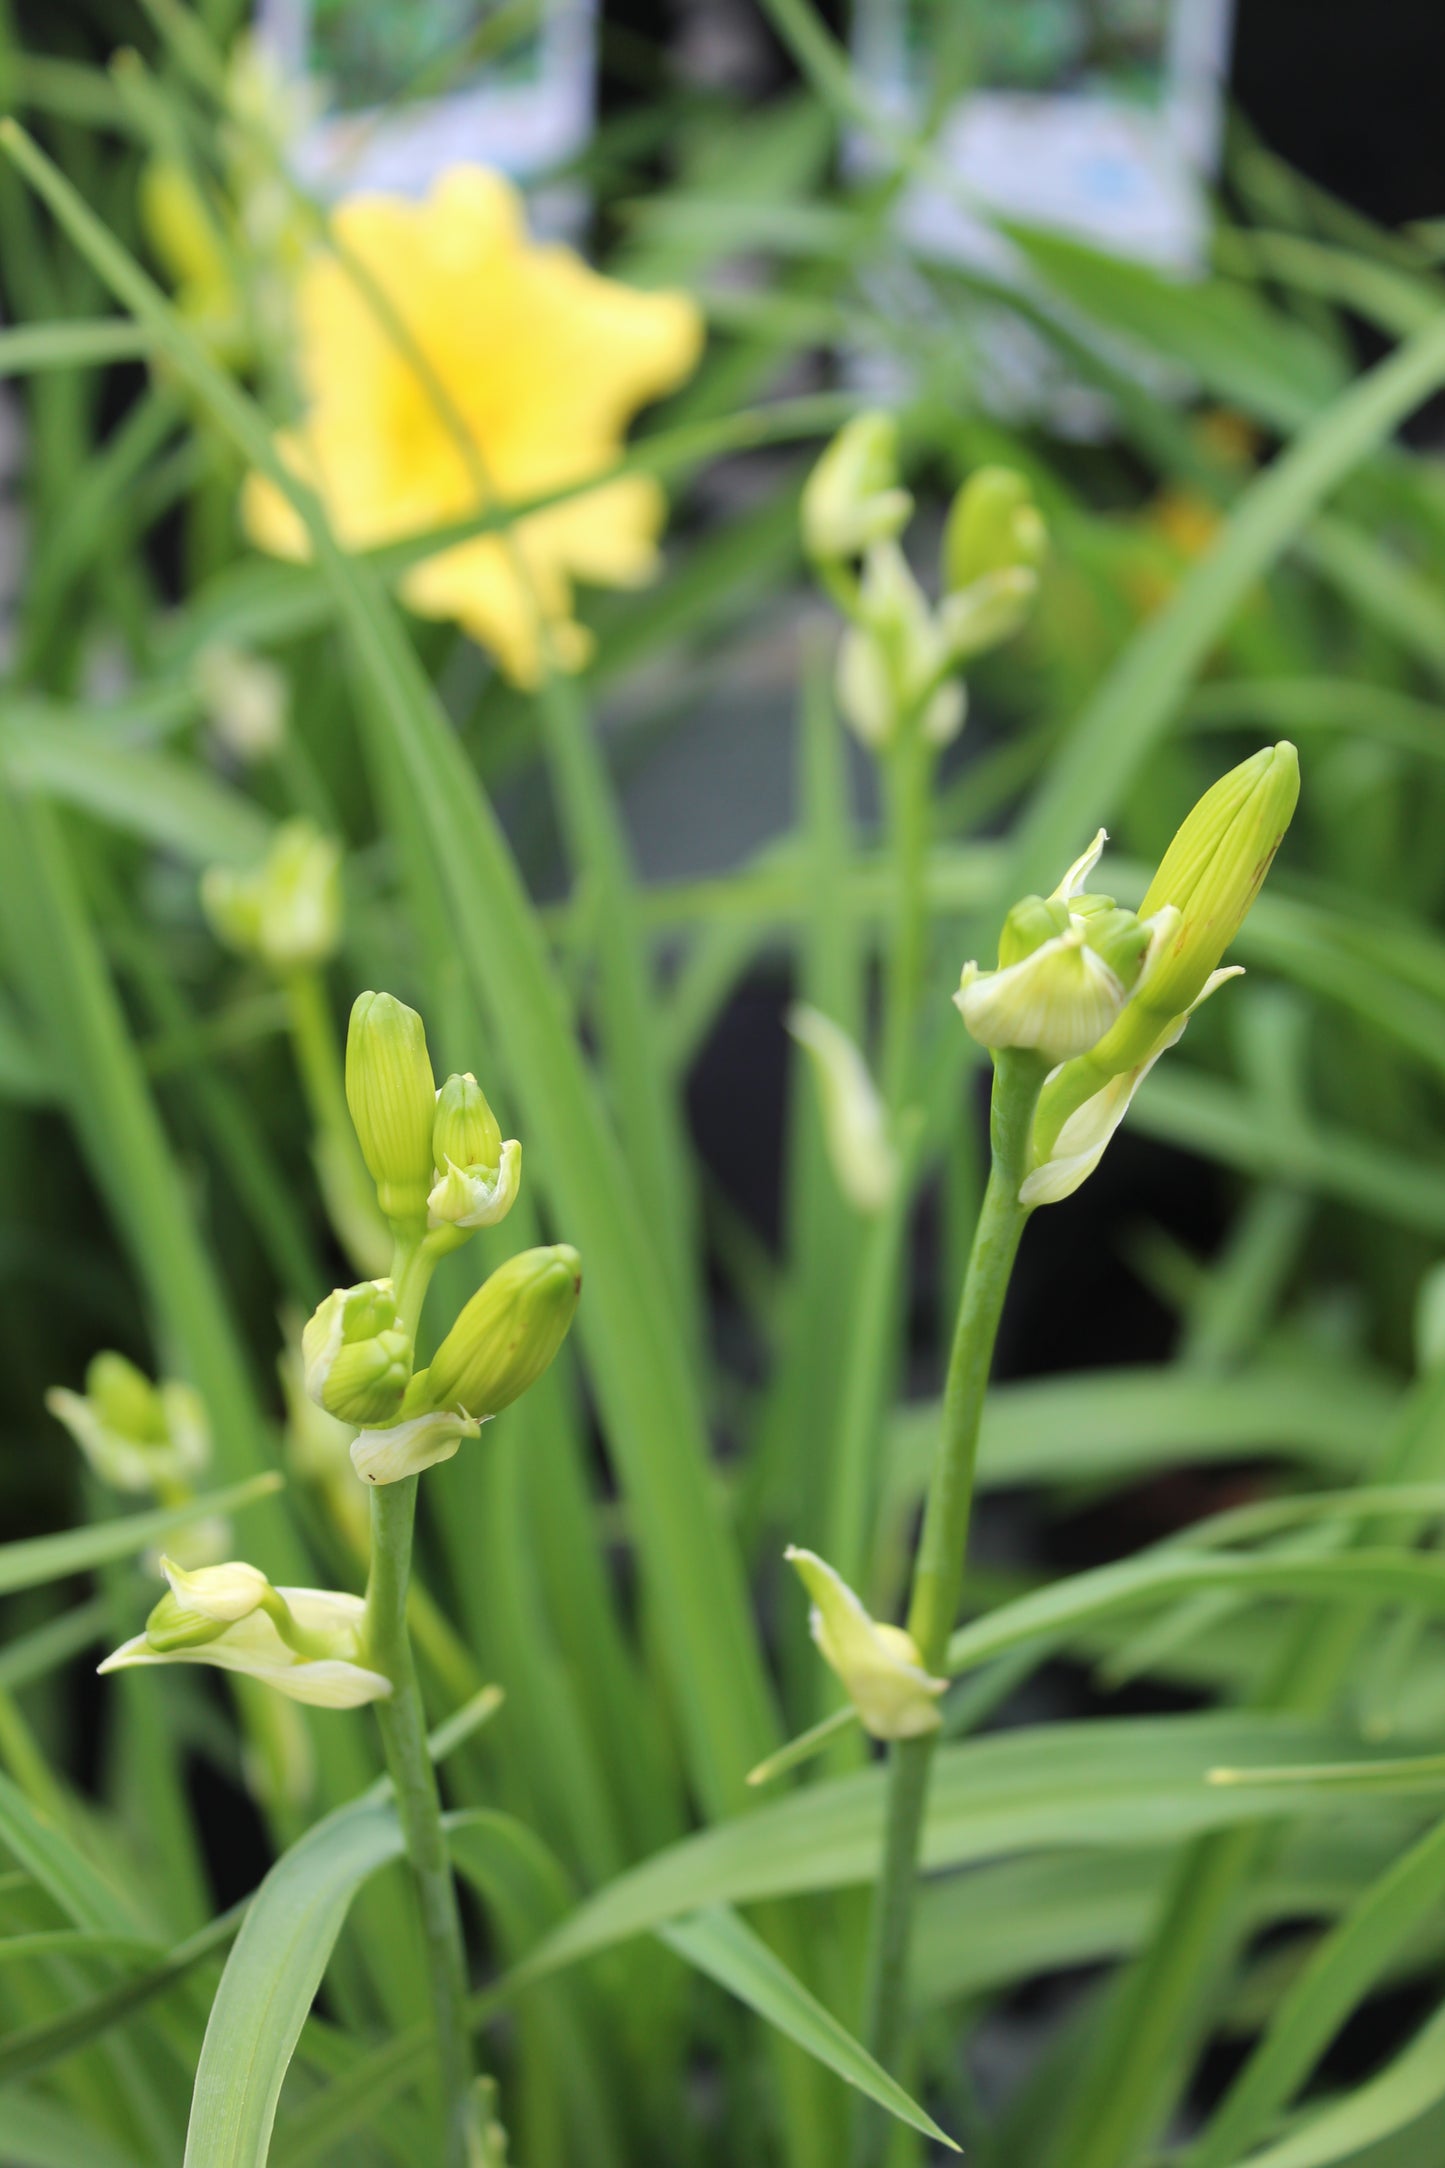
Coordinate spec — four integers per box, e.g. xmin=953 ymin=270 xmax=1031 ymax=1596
xmin=1207 ymin=1757 xmax=1445 ymax=1798
xmin=984 ymin=301 xmax=1445 ymax=927
xmin=887 ymin=1360 xmax=1393 ymax=1500
xmin=515 ymin=1714 xmax=1411 ymax=1979
xmin=0 ymin=1768 xmax=144 ymax=1936
xmin=0 ymin=1598 xmax=109 ymax=1692
xmin=0 ymin=318 xmax=150 ymax=374
xmin=1130 ymin=1068 xmax=1445 ymax=1238
xmin=0 ymin=717 xmax=273 ymax=864
xmin=1229 ymin=1997 xmax=1445 ymax=2168
xmin=660 ymin=1905 xmax=957 ymax=2149
xmin=941 ymin=1550 xmax=1445 ymax=1680
xmin=1007 ymin=223 xmax=1348 ymax=431
xmin=182 ymin=1801 xmax=469 ymax=2168
xmin=0 ymin=117 xmax=781 ymax=1813
xmin=0 ymin=2091 xmax=147 ymax=2168
xmin=911 ymin=1832 xmax=1383 ymax=2011
xmin=0 ymin=1473 xmax=281 ymax=1595
xmin=1188 ymin=676 xmax=1445 ymax=762
xmin=1188 ymin=1815 xmax=1445 ymax=2168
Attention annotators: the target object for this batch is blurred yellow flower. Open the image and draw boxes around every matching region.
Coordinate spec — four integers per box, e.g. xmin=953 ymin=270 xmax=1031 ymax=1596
xmin=243 ymin=167 xmax=704 ymax=685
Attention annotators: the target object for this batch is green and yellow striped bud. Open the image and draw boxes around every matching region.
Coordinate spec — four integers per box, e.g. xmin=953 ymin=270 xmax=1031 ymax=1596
xmin=425 ymin=1245 xmax=582 ymax=1419
xmin=345 ymin=992 xmax=437 ymax=1225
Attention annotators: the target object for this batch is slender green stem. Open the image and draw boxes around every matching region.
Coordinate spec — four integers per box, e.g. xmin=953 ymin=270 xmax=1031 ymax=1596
xmin=365 ymin=1475 xmax=475 ymax=2168
xmin=855 ymin=1050 xmax=1044 ymax=2157
xmin=880 ymin=728 xmax=933 ymax=1107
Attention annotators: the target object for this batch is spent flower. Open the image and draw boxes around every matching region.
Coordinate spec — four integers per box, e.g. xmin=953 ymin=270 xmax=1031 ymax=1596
xmin=100 ymin=1556 xmax=391 ymax=1708
xmin=201 ymin=819 xmax=340 ymax=974
xmin=785 ymin=1547 xmax=946 ymax=1740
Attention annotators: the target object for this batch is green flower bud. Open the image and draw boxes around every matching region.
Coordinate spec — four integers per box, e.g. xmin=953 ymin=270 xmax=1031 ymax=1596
xmin=996 ymin=895 xmax=1069 ymax=969
xmin=801 ymin=411 xmax=913 ymax=563
xmin=426 ymin=1073 xmax=523 ymax=1232
xmin=302 ymin=1278 xmax=412 ymax=1427
xmin=1134 ymin=741 xmax=1300 ymax=1022
xmin=786 ymin=1004 xmax=899 ymax=1216
xmin=426 ymin=1245 xmax=582 ymax=1421
xmin=201 ymin=819 xmax=340 ymax=974
xmin=433 ymin=1073 xmax=502 ymax=1176
xmin=942 ymin=467 xmax=1047 ymax=593
xmin=345 ymin=992 xmax=437 ymax=1225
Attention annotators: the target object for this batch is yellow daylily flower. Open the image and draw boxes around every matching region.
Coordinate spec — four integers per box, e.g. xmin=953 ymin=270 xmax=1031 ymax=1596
xmin=243 ymin=166 xmax=704 ymax=686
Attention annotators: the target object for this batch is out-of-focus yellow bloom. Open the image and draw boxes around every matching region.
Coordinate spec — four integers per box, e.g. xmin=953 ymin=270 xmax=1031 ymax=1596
xmin=244 ymin=167 xmax=704 ymax=686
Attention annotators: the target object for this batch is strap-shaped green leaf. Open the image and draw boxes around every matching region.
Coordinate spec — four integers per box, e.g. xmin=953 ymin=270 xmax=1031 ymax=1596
xmin=661 ymin=1904 xmax=957 ymax=2149
xmin=0 ymin=1474 xmax=281 ymax=1597
xmin=183 ymin=1801 xmax=410 ymax=2168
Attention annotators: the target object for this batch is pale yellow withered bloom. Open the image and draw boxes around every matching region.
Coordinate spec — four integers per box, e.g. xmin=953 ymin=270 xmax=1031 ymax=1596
xmin=785 ymin=1547 xmax=946 ymax=1740
xmin=243 ymin=167 xmax=704 ymax=686
xmin=100 ymin=1557 xmax=391 ymax=1709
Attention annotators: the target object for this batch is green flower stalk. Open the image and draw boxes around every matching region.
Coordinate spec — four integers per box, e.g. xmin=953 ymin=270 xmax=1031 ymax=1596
xmin=830 ymin=749 xmax=1299 ymax=2149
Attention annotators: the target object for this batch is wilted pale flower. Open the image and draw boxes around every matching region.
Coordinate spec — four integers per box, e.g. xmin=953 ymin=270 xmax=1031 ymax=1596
xmin=243 ymin=166 xmax=704 ymax=686
xmin=785 ymin=1547 xmax=946 ymax=1739
xmin=201 ymin=819 xmax=340 ymax=975
xmin=100 ymin=1557 xmax=391 ymax=1708
xmin=786 ymin=1004 xmax=898 ymax=1214
xmin=47 ymin=1352 xmax=209 ymax=1495
xmin=428 ymin=1072 xmax=521 ymax=1232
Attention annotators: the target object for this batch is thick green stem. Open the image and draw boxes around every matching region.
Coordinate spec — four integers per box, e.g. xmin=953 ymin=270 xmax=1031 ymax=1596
xmin=366 ymin=1476 xmax=475 ymax=2167
xmin=855 ymin=1050 xmax=1043 ymax=2155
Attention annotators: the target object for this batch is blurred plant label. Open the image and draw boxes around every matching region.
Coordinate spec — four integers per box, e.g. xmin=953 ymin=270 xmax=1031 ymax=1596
xmin=256 ymin=0 xmax=596 ymax=224
xmin=852 ymin=0 xmax=1234 ymax=422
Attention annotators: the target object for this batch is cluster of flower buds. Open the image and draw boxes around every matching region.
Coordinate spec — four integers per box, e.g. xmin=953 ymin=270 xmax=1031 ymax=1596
xmin=802 ymin=412 xmax=1046 ymax=755
xmin=300 ymin=1250 xmax=582 ymax=1486
xmin=201 ymin=818 xmax=341 ymax=976
xmin=47 ymin=1353 xmax=226 ymax=1568
xmin=785 ymin=1547 xmax=946 ymax=1739
xmin=957 ymin=743 xmax=1300 ymax=1205
xmin=344 ymin=992 xmax=522 ymax=1240
xmin=100 ymin=1557 xmax=390 ymax=1709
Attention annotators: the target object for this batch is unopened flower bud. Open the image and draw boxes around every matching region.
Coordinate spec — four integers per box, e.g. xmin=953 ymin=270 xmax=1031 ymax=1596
xmin=836 ymin=541 xmax=953 ymax=752
xmin=785 ymin=1546 xmax=946 ymax=1739
xmin=426 ymin=1246 xmax=582 ymax=1421
xmin=938 ymin=566 xmax=1038 ymax=662
xmin=802 ymin=411 xmax=913 ymax=563
xmin=345 ymin=992 xmax=437 ymax=1225
xmin=1132 ymin=741 xmax=1300 ymax=1026
xmin=786 ymin=1004 xmax=898 ymax=1215
xmin=942 ymin=467 xmax=1047 ymax=593
xmin=427 ymin=1073 xmax=522 ymax=1231
xmin=433 ymin=1072 xmax=501 ymax=1174
xmin=201 ymin=819 xmax=340 ymax=974
xmin=302 ymin=1279 xmax=411 ymax=1427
